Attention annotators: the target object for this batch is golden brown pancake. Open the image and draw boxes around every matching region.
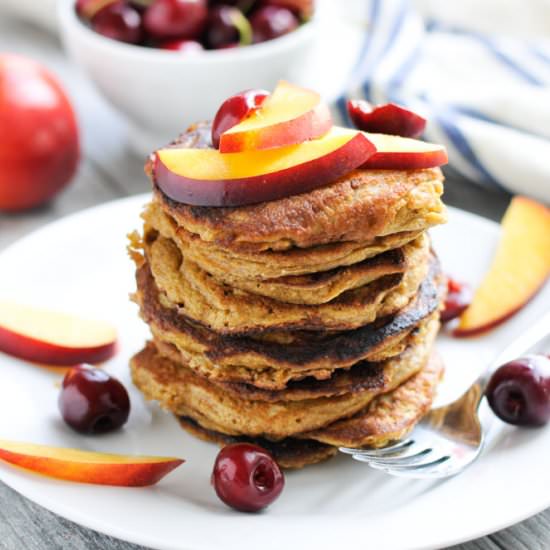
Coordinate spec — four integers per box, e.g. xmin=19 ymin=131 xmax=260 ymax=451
xmin=147 ymin=123 xmax=446 ymax=253
xmin=212 ymin=246 xmax=407 ymax=305
xmin=137 ymin=223 xmax=410 ymax=306
xmin=143 ymin=198 xmax=424 ymax=280
xmin=176 ymin=351 xmax=443 ymax=468
xmin=130 ymin=315 xmax=438 ymax=439
xmin=131 ymin=121 xmax=448 ymax=470
xmin=142 ymin=232 xmax=430 ymax=334
xmin=302 ymin=351 xmax=444 ymax=447
xmin=133 ymin=258 xmax=444 ymax=389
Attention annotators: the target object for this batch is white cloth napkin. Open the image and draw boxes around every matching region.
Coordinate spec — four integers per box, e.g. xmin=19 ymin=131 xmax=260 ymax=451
xmin=332 ymin=0 xmax=550 ymax=203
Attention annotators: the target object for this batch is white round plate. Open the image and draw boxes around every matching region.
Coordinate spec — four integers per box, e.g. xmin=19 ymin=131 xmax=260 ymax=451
xmin=0 ymin=195 xmax=548 ymax=550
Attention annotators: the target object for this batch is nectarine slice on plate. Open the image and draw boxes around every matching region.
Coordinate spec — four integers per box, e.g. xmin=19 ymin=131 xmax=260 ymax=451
xmin=455 ymin=197 xmax=550 ymax=337
xmin=0 ymin=301 xmax=117 ymax=365
xmin=0 ymin=440 xmax=183 ymax=486
xmin=155 ymin=127 xmax=375 ymax=206
xmin=219 ymin=80 xmax=332 ymax=153
xmin=362 ymin=133 xmax=448 ymax=169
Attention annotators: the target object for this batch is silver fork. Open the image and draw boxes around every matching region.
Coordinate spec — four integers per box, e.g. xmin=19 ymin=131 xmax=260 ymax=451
xmin=340 ymin=311 xmax=550 ymax=479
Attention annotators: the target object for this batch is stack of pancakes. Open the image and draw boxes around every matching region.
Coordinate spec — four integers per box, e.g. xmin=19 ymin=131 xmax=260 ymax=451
xmin=130 ymin=123 xmax=448 ymax=468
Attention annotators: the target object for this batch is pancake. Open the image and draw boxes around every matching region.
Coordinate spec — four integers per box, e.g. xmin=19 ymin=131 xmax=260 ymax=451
xmin=203 ymin=314 xmax=439 ymax=402
xmin=302 ymin=351 xmax=444 ymax=447
xmin=144 ymin=198 xmax=424 ymax=280
xmin=177 ymin=417 xmax=337 ymax=469
xmin=147 ymin=122 xmax=446 ymax=253
xmin=142 ymin=232 xmax=430 ymax=334
xmin=209 ymin=246 xmax=406 ymax=305
xmin=133 ymin=257 xmax=444 ymax=389
xmin=176 ymin=351 xmax=443 ymax=468
xmin=130 ymin=315 xmax=438 ymax=439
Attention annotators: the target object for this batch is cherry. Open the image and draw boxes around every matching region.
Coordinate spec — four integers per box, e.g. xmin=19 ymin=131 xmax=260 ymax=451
xmin=204 ymin=6 xmax=252 ymax=49
xmin=91 ymin=1 xmax=143 ymax=44
xmin=143 ymin=0 xmax=208 ymax=41
xmin=250 ymin=5 xmax=299 ymax=43
xmin=441 ymin=277 xmax=472 ymax=323
xmin=58 ymin=365 xmax=130 ymax=434
xmin=486 ymin=355 xmax=550 ymax=426
xmin=211 ymin=88 xmax=269 ymax=148
xmin=160 ymin=39 xmax=204 ymax=53
xmin=212 ymin=443 xmax=284 ymax=512
xmin=347 ymin=100 xmax=427 ymax=138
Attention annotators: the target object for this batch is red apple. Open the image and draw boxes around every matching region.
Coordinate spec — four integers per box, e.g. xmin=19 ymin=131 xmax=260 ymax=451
xmin=362 ymin=133 xmax=447 ymax=169
xmin=348 ymin=100 xmax=426 ymax=138
xmin=0 ymin=439 xmax=183 ymax=486
xmin=0 ymin=54 xmax=80 ymax=211
xmin=154 ymin=127 xmax=375 ymax=206
xmin=219 ymin=81 xmax=332 ymax=153
xmin=0 ymin=301 xmax=117 ymax=365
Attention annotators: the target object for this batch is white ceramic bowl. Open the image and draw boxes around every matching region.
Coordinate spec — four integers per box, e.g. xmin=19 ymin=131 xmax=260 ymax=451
xmin=57 ymin=0 xmax=317 ymax=156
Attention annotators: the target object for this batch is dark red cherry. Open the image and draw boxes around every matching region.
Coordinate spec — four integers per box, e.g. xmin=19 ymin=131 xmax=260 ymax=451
xmin=143 ymin=0 xmax=207 ymax=41
xmin=204 ymin=6 xmax=252 ymax=49
xmin=250 ymin=6 xmax=299 ymax=43
xmin=58 ymin=365 xmax=130 ymax=434
xmin=160 ymin=39 xmax=204 ymax=53
xmin=347 ymin=100 xmax=427 ymax=138
xmin=211 ymin=88 xmax=269 ymax=148
xmin=212 ymin=443 xmax=284 ymax=512
xmin=91 ymin=1 xmax=143 ymax=44
xmin=486 ymin=355 xmax=550 ymax=426
xmin=441 ymin=277 xmax=472 ymax=323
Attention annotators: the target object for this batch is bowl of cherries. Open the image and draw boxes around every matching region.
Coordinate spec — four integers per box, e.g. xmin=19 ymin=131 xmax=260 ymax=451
xmin=57 ymin=0 xmax=317 ymax=156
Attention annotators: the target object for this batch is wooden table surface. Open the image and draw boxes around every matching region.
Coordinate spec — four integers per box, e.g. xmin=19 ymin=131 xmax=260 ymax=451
xmin=0 ymin=15 xmax=548 ymax=550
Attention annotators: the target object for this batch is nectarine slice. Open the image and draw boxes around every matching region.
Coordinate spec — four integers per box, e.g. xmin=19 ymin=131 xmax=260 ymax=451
xmin=0 ymin=301 xmax=117 ymax=365
xmin=155 ymin=126 xmax=375 ymax=206
xmin=0 ymin=440 xmax=183 ymax=486
xmin=219 ymin=80 xmax=332 ymax=153
xmin=362 ymin=133 xmax=448 ymax=169
xmin=455 ymin=197 xmax=550 ymax=337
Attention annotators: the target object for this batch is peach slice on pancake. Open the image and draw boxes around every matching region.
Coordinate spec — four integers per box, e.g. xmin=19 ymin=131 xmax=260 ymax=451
xmin=154 ymin=126 xmax=375 ymax=206
xmin=219 ymin=80 xmax=332 ymax=153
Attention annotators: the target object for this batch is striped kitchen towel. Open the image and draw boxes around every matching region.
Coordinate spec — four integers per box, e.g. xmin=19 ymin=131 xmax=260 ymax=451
xmin=333 ymin=0 xmax=550 ymax=203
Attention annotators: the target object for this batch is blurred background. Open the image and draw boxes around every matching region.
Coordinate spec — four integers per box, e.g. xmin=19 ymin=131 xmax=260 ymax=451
xmin=2 ymin=0 xmax=550 ymax=250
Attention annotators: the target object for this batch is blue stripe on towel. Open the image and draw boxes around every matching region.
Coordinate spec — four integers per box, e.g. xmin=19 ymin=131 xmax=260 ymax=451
xmin=475 ymin=36 xmax=544 ymax=86
xmin=336 ymin=95 xmax=350 ymax=126
xmin=363 ymin=0 xmax=408 ymax=100
xmin=333 ymin=0 xmax=381 ymax=125
xmin=436 ymin=110 xmax=504 ymax=190
xmin=531 ymin=46 xmax=550 ymax=65
xmin=387 ymin=39 xmax=423 ymax=93
xmin=358 ymin=0 xmax=382 ymax=99
xmin=425 ymin=20 xmax=544 ymax=86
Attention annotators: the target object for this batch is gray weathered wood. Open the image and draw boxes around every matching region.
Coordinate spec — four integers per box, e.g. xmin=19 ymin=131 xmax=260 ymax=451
xmin=0 ymin=13 xmax=548 ymax=550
